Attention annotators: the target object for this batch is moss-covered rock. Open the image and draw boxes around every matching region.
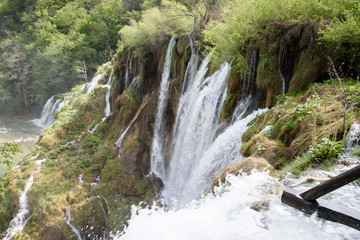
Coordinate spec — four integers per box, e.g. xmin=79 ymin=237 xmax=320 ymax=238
xmin=211 ymin=157 xmax=271 ymax=189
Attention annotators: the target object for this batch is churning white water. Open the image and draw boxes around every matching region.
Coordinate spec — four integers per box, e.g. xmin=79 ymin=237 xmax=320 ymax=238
xmin=3 ymin=159 xmax=46 ymax=240
xmin=114 ymin=170 xmax=360 ymax=240
xmin=150 ymin=36 xmax=177 ymax=178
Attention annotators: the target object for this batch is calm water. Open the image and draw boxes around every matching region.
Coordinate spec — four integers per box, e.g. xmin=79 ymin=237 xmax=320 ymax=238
xmin=0 ymin=117 xmax=43 ymax=176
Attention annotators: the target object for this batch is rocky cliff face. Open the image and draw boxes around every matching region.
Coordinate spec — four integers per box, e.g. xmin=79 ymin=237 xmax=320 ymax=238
xmin=0 ymin=21 xmax=341 ymax=239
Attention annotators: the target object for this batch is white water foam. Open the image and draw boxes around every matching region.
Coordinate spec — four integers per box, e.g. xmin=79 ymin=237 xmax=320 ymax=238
xmin=114 ymin=171 xmax=360 ymax=240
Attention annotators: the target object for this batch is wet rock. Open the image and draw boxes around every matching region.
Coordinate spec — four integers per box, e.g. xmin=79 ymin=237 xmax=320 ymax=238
xmin=145 ymin=173 xmax=164 ymax=198
xmin=40 ymin=224 xmax=66 ymax=240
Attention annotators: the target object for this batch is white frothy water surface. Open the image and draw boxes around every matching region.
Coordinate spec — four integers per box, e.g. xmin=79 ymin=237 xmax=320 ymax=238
xmin=114 ymin=170 xmax=360 ymax=240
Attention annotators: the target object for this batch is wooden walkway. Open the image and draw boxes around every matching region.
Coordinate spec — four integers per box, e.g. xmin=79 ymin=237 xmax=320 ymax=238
xmin=281 ymin=165 xmax=360 ymax=230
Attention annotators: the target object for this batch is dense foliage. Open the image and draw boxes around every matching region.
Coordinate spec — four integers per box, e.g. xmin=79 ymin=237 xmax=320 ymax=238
xmin=0 ymin=0 xmax=144 ymax=114
xmin=204 ymin=0 xmax=360 ymax=73
xmin=1 ymin=0 xmax=360 ymax=115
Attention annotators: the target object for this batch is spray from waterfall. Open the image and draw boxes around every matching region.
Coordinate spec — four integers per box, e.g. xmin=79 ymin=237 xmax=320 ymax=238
xmin=150 ymin=36 xmax=176 ymax=178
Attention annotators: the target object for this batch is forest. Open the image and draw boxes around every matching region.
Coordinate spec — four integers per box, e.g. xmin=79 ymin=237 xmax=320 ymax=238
xmin=0 ymin=0 xmax=359 ymax=115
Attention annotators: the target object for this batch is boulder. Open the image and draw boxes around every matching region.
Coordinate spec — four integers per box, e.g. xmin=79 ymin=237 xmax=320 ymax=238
xmin=211 ymin=157 xmax=271 ymax=189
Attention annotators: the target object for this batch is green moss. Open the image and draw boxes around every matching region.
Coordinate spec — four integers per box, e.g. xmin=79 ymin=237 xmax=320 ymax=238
xmin=135 ymin=179 xmax=148 ymax=195
xmin=256 ymin=53 xmax=282 ymax=106
xmin=221 ymin=93 xmax=240 ymax=119
xmin=288 ymin=49 xmax=322 ymax=93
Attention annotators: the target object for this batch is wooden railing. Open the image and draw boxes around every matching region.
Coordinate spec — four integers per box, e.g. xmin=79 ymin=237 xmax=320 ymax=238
xmin=281 ymin=165 xmax=360 ymax=230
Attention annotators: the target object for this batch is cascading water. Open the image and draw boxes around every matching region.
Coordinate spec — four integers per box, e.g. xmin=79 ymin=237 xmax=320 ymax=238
xmin=115 ymin=96 xmax=151 ymax=150
xmin=181 ymin=35 xmax=199 ymax=94
xmin=150 ymin=36 xmax=176 ymax=178
xmin=103 ymin=72 xmax=114 ymax=120
xmin=125 ymin=56 xmax=133 ymax=89
xmin=65 ymin=209 xmax=82 ymax=240
xmin=344 ymin=122 xmax=360 ymax=150
xmin=31 ymin=97 xmax=65 ymax=128
xmin=3 ymin=159 xmax=46 ymax=240
xmin=163 ymin=61 xmax=230 ymax=206
xmin=278 ymin=45 xmax=291 ymax=94
xmin=243 ymin=49 xmax=258 ymax=95
xmin=86 ymin=72 xmax=106 ymax=94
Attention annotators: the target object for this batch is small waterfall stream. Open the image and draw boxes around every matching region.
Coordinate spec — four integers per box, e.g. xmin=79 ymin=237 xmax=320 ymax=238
xmin=150 ymin=36 xmax=177 ymax=178
xmin=181 ymin=35 xmax=199 ymax=94
xmin=86 ymin=72 xmax=106 ymax=94
xmin=65 ymin=209 xmax=82 ymax=240
xmin=3 ymin=159 xmax=46 ymax=240
xmin=31 ymin=97 xmax=65 ymax=128
xmin=345 ymin=122 xmax=360 ymax=150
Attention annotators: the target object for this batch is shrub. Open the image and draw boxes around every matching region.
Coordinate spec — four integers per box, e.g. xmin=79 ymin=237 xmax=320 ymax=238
xmin=309 ymin=137 xmax=343 ymax=162
xmin=204 ymin=0 xmax=353 ymax=71
xmin=119 ymin=1 xmax=193 ymax=56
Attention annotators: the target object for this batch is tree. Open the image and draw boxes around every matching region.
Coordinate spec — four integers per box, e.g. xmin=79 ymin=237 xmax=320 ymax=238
xmin=0 ymin=142 xmax=21 ymax=168
xmin=0 ymin=39 xmax=31 ymax=112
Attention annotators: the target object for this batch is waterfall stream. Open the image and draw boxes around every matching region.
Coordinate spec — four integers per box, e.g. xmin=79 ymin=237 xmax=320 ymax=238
xmin=31 ymin=97 xmax=65 ymax=128
xmin=3 ymin=159 xmax=46 ymax=240
xmin=345 ymin=122 xmax=360 ymax=151
xmin=150 ymin=36 xmax=176 ymax=178
xmin=65 ymin=209 xmax=82 ymax=240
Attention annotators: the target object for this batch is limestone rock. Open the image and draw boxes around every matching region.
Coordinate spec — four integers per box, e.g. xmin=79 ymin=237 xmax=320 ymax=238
xmin=211 ymin=157 xmax=271 ymax=189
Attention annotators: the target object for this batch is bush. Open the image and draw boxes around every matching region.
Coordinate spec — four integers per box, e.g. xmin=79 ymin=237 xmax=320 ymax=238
xmin=119 ymin=1 xmax=193 ymax=55
xmin=309 ymin=137 xmax=343 ymax=162
xmin=204 ymin=0 xmax=354 ymax=71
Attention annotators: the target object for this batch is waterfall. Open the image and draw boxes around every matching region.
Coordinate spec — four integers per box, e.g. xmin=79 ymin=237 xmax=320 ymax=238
xmin=243 ymin=49 xmax=258 ymax=95
xmin=278 ymin=45 xmax=290 ymax=94
xmin=65 ymin=209 xmax=82 ymax=240
xmin=181 ymin=35 xmax=199 ymax=94
xmin=3 ymin=159 xmax=46 ymax=240
xmin=150 ymin=36 xmax=176 ymax=178
xmin=86 ymin=72 xmax=106 ymax=94
xmin=103 ymin=71 xmax=114 ymax=120
xmin=31 ymin=97 xmax=64 ymax=128
xmin=125 ymin=56 xmax=133 ymax=89
xmin=172 ymin=108 xmax=267 ymax=205
xmin=345 ymin=122 xmax=360 ymax=150
xmin=162 ymin=60 xmax=230 ymax=206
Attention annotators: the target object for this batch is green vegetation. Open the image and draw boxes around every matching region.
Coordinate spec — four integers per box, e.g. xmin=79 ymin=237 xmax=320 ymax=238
xmin=241 ymin=80 xmax=360 ymax=173
xmin=119 ymin=1 xmax=193 ymax=56
xmin=204 ymin=0 xmax=360 ymax=73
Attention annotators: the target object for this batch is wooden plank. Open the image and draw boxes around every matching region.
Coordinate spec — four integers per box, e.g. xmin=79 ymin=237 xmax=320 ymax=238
xmin=281 ymin=188 xmax=360 ymax=230
xmin=300 ymin=165 xmax=360 ymax=201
